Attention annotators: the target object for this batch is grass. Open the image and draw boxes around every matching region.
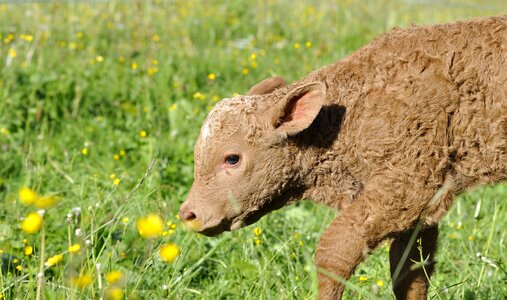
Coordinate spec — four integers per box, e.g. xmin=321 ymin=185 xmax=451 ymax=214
xmin=0 ymin=0 xmax=506 ymax=299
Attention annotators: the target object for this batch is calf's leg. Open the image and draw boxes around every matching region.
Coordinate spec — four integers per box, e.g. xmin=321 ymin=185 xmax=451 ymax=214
xmin=316 ymin=201 xmax=385 ymax=300
xmin=389 ymin=225 xmax=439 ymax=300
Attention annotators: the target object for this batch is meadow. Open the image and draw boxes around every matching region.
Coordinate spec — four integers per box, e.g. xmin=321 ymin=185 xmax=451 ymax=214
xmin=0 ymin=0 xmax=506 ymax=299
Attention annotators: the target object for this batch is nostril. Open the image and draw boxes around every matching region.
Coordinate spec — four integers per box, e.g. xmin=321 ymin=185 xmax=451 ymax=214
xmin=180 ymin=210 xmax=196 ymax=222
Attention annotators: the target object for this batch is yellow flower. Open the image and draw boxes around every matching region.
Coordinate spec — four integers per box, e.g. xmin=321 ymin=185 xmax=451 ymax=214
xmin=468 ymin=235 xmax=473 ymax=241
xmin=119 ymin=149 xmax=126 ymax=156
xmin=305 ymin=41 xmax=312 ymax=48
xmin=131 ymin=62 xmax=138 ymax=70
xmin=192 ymin=92 xmax=206 ymax=100
xmin=136 ymin=214 xmax=163 ymax=238
xmin=82 ymin=148 xmax=88 ymax=155
xmin=106 ymin=270 xmax=123 ymax=284
xmin=68 ymin=243 xmax=81 ymax=254
xmin=376 ymin=280 xmax=384 ymax=287
xmin=159 ymin=243 xmax=179 ymax=263
xmin=207 ymin=73 xmax=216 ymax=80
xmin=8 ymin=48 xmax=16 ymax=58
xmin=24 ymin=246 xmax=33 ymax=256
xmin=168 ymin=103 xmax=177 ymax=112
xmin=19 ymin=187 xmax=38 ymax=205
xmin=21 ymin=212 xmax=43 ymax=234
xmin=122 ymin=217 xmax=129 ymax=224
xmin=359 ymin=275 xmax=368 ymax=281
xmin=139 ymin=130 xmax=147 ymax=138
xmin=152 ymin=34 xmax=160 ymax=42
xmin=45 ymin=254 xmax=64 ymax=267
xmin=242 ymin=68 xmax=249 ymax=75
xmin=212 ymin=95 xmax=220 ymax=102
xmin=254 ymin=238 xmax=261 ymax=245
xmin=16 ymin=265 xmax=23 ymax=271
xmin=113 ymin=178 xmax=120 ymax=186
xmin=114 ymin=154 xmax=120 ymax=160
xmin=253 ymin=227 xmax=262 ymax=237
xmin=76 ymin=32 xmax=84 ymax=39
xmin=71 ymin=274 xmax=92 ymax=288
xmin=110 ymin=173 xmax=116 ymax=179
xmin=35 ymin=195 xmax=58 ymax=209
xmin=249 ymin=53 xmax=257 ymax=60
xmin=105 ymin=287 xmax=124 ymax=300
xmin=294 ymin=43 xmax=300 ymax=49
xmin=0 ymin=127 xmax=10 ymax=135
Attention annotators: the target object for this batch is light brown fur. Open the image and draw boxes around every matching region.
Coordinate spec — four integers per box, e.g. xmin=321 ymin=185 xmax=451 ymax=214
xmin=180 ymin=16 xmax=507 ymax=299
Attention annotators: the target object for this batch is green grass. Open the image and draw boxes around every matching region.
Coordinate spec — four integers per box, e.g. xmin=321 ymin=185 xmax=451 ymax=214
xmin=0 ymin=0 xmax=506 ymax=299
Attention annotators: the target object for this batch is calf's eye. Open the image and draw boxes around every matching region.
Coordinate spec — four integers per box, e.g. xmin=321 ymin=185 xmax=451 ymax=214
xmin=225 ymin=155 xmax=240 ymax=166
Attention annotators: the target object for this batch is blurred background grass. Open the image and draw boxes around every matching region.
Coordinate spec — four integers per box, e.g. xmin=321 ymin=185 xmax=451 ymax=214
xmin=0 ymin=0 xmax=506 ymax=299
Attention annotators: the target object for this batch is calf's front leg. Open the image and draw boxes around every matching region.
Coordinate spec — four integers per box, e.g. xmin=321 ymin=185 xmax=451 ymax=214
xmin=315 ymin=201 xmax=384 ymax=300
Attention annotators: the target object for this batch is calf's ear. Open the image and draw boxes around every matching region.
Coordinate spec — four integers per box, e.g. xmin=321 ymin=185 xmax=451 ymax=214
xmin=271 ymin=82 xmax=326 ymax=136
xmin=247 ymin=76 xmax=286 ymax=95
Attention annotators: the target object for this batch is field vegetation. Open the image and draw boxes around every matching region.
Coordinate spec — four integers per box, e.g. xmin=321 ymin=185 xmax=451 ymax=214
xmin=0 ymin=0 xmax=506 ymax=299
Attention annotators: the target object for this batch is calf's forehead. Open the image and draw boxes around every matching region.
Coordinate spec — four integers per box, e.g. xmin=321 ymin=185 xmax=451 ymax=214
xmin=195 ymin=97 xmax=251 ymax=159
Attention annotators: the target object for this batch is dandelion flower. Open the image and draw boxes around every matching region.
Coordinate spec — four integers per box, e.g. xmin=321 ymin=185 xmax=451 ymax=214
xmin=71 ymin=274 xmax=92 ymax=288
xmin=136 ymin=214 xmax=163 ymax=238
xmin=106 ymin=270 xmax=123 ymax=284
xmin=19 ymin=187 xmax=38 ymax=205
xmin=359 ymin=275 xmax=368 ymax=281
xmin=305 ymin=41 xmax=312 ymax=48
xmin=242 ymin=68 xmax=249 ymax=75
xmin=168 ymin=104 xmax=177 ymax=112
xmin=113 ymin=178 xmax=120 ymax=186
xmin=35 ymin=195 xmax=58 ymax=209
xmin=207 ymin=73 xmax=216 ymax=80
xmin=131 ymin=62 xmax=138 ymax=70
xmin=21 ymin=212 xmax=43 ymax=234
xmin=0 ymin=127 xmax=10 ymax=135
xmin=8 ymin=48 xmax=16 ymax=58
xmin=82 ymin=148 xmax=88 ymax=155
xmin=68 ymin=243 xmax=81 ymax=254
xmin=105 ymin=287 xmax=124 ymax=300
xmin=376 ymin=280 xmax=384 ymax=287
xmin=159 ymin=243 xmax=179 ymax=263
xmin=139 ymin=130 xmax=147 ymax=138
xmin=45 ymin=254 xmax=64 ymax=267
xmin=253 ymin=227 xmax=262 ymax=237
xmin=294 ymin=43 xmax=300 ymax=49
xmin=119 ymin=149 xmax=126 ymax=156
xmin=24 ymin=246 xmax=33 ymax=256
xmin=114 ymin=154 xmax=120 ymax=160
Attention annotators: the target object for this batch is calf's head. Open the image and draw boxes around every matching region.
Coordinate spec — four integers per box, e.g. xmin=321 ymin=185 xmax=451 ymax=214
xmin=179 ymin=77 xmax=326 ymax=236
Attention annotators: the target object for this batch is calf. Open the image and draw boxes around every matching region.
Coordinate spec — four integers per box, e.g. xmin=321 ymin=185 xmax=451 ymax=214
xmin=179 ymin=15 xmax=507 ymax=299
